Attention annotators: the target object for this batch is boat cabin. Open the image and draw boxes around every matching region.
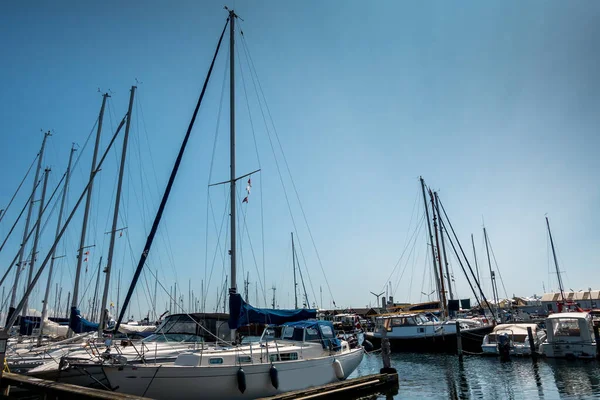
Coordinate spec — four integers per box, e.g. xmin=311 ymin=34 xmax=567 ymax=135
xmin=541 ymin=312 xmax=597 ymax=359
xmin=260 ymin=320 xmax=342 ymax=350
xmin=143 ymin=313 xmax=230 ymax=343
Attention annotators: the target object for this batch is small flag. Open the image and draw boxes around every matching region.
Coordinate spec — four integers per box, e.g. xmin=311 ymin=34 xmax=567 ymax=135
xmin=110 ymin=302 xmax=114 ymax=307
xmin=84 ymin=257 xmax=88 ymax=262
xmin=242 ymin=196 xmax=248 ymax=203
xmin=119 ymin=231 xmax=123 ymax=237
xmin=248 ymin=177 xmax=252 ymax=187
xmin=84 ymin=251 xmax=90 ymax=255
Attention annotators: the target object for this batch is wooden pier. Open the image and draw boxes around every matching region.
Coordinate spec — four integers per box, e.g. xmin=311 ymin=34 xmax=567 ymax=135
xmin=0 ymin=372 xmax=151 ymax=399
xmin=257 ymin=372 xmax=399 ymax=400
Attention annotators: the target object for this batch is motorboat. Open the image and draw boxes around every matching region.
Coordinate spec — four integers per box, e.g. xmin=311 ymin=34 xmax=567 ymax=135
xmin=481 ymin=323 xmax=546 ymax=356
xmin=540 ymin=312 xmax=596 ymax=359
xmin=364 ymin=312 xmax=494 ymax=353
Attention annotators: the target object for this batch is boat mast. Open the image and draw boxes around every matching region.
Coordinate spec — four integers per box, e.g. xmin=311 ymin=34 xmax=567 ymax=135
xmin=292 ymin=232 xmax=298 ymax=309
xmin=429 ymin=190 xmax=447 ymax=318
xmin=70 ymin=93 xmax=108 ymax=336
xmin=470 ymin=234 xmax=481 ymax=290
xmin=98 ymin=86 xmax=136 ymax=334
xmin=435 ymin=192 xmax=453 ymax=301
xmin=546 ymin=216 xmax=566 ymax=304
xmin=228 ymin=7 xmax=238 ymax=340
xmin=22 ymin=167 xmax=51 ymax=318
xmin=419 ymin=177 xmax=442 ymax=312
xmin=38 ymin=144 xmax=75 ymax=345
xmin=483 ymin=226 xmax=499 ymax=319
xmin=10 ymin=131 xmax=50 ymax=310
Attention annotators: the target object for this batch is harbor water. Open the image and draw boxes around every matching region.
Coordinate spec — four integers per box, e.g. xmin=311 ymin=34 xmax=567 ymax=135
xmin=350 ymin=352 xmax=600 ymax=399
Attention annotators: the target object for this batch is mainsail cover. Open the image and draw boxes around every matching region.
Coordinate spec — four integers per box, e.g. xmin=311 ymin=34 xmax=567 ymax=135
xmin=228 ymin=293 xmax=316 ymax=329
xmin=69 ymin=307 xmax=99 ymax=333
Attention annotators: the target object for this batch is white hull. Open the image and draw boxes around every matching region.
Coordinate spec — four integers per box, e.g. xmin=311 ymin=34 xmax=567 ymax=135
xmin=540 ymin=342 xmax=596 ymax=359
xmin=103 ymin=347 xmax=364 ymax=400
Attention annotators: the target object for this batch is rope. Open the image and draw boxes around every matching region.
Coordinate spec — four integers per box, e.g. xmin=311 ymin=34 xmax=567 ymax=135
xmin=239 ymin=28 xmax=332 ymax=307
xmin=0 ymin=152 xmax=39 ymax=226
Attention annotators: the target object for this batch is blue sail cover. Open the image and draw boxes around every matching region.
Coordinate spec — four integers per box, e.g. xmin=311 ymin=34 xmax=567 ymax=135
xmin=228 ymin=293 xmax=317 ymax=329
xmin=69 ymin=307 xmax=99 ymax=333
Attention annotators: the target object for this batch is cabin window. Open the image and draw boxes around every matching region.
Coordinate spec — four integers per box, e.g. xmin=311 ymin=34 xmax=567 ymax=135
xmin=305 ymin=328 xmax=320 ymax=343
xmin=279 ymin=353 xmax=298 ymax=361
xmin=384 ymin=319 xmax=392 ymax=332
xmin=418 ymin=328 xmax=425 ymax=333
xmin=237 ymin=356 xmax=252 ymax=363
xmin=269 ymin=354 xmax=280 ymax=362
xmin=282 ymin=326 xmax=295 ymax=339
xmin=209 ymin=358 xmax=223 ymax=365
xmin=320 ymin=325 xmax=334 ymax=338
xmin=553 ymin=319 xmax=581 ymax=337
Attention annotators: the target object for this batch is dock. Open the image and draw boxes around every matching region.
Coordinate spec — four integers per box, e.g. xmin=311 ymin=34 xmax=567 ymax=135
xmin=0 ymin=372 xmax=151 ymax=399
xmin=257 ymin=372 xmax=399 ymax=400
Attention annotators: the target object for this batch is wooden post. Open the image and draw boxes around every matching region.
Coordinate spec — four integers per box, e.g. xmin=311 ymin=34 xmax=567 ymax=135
xmin=593 ymin=325 xmax=600 ymax=360
xmin=379 ymin=326 xmax=395 ymax=374
xmin=527 ymin=326 xmax=537 ymax=359
xmin=455 ymin=321 xmax=463 ymax=360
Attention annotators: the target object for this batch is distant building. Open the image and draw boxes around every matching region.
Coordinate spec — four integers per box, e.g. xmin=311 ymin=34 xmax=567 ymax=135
xmin=541 ymin=290 xmax=600 ymax=313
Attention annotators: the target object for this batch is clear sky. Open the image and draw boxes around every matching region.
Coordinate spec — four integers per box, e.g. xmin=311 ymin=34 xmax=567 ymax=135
xmin=0 ymin=1 xmax=599 ymax=320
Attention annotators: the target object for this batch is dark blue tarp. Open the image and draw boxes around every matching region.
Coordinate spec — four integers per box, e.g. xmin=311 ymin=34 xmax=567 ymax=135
xmin=69 ymin=307 xmax=99 ymax=333
xmin=228 ymin=293 xmax=316 ymax=329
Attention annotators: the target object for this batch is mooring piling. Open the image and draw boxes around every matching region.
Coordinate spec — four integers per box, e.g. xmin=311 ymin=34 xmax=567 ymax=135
xmin=455 ymin=321 xmax=463 ymax=360
xmin=527 ymin=326 xmax=537 ymax=360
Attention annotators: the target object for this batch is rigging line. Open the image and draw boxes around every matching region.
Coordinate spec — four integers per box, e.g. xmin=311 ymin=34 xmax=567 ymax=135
xmin=6 ymin=112 xmax=129 ymax=330
xmin=393 ymin=215 xmax=426 ymax=297
xmin=204 ymin=191 xmax=230 ymax=308
xmin=238 ymin=36 xmax=317 ymax=308
xmin=381 ymin=213 xmax=426 ymax=294
xmin=0 ymin=169 xmax=67 ymax=291
xmin=0 ymin=152 xmax=39 ymax=226
xmin=240 ymin=31 xmax=335 ymax=306
xmin=484 ymin=230 xmax=509 ymax=300
xmin=236 ymin=29 xmax=266 ymax=298
xmin=437 ymin=199 xmax=496 ymax=320
xmin=204 ymin=41 xmax=230 ymax=308
xmin=114 ymin=17 xmax=230 ymax=333
xmin=235 ymin=184 xmax=266 ymax=299
xmin=0 ymin=175 xmax=43 ymax=255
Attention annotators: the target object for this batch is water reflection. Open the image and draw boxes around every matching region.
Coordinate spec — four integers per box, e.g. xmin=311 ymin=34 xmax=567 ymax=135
xmin=350 ymin=352 xmax=600 ymax=399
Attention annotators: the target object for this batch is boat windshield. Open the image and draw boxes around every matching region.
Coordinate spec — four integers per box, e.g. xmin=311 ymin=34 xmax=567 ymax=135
xmin=552 ymin=318 xmax=581 ymax=337
xmin=143 ymin=333 xmax=204 ymax=343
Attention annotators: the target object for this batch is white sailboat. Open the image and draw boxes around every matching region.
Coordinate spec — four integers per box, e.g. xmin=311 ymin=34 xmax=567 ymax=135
xmin=99 ymin=9 xmax=363 ymax=399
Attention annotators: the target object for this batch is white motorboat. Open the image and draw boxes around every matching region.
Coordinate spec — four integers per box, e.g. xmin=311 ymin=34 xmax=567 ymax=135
xmin=102 ymin=320 xmax=363 ymax=399
xmin=481 ymin=323 xmax=546 ymax=356
xmin=540 ymin=312 xmax=596 ymax=359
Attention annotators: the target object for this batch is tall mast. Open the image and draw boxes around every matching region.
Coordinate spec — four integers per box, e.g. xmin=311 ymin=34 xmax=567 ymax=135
xmin=471 ymin=234 xmax=481 ymax=288
xmin=10 ymin=131 xmax=50 ymax=309
xmin=546 ymin=217 xmax=566 ymax=304
xmin=292 ymin=232 xmax=298 ymax=309
xmin=435 ymin=192 xmax=453 ymax=301
xmin=70 ymin=93 xmax=108 ymax=336
xmin=98 ymin=86 xmax=135 ymax=333
xmin=483 ymin=227 xmax=499 ymax=318
xmin=419 ymin=177 xmax=442 ymax=309
xmin=228 ymin=8 xmax=238 ymax=340
xmin=22 ymin=167 xmax=51 ymax=318
xmin=429 ymin=190 xmax=447 ymax=318
xmin=38 ymin=145 xmax=75 ymax=345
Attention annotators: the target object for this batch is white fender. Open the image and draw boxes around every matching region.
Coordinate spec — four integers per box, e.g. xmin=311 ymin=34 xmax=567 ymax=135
xmin=332 ymin=359 xmax=344 ymax=380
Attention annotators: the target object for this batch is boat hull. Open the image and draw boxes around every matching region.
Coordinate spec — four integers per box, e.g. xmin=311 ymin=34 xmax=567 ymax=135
xmin=540 ymin=342 xmax=596 ymax=359
xmin=365 ymin=325 xmax=493 ymax=354
xmin=102 ymin=348 xmax=364 ymax=400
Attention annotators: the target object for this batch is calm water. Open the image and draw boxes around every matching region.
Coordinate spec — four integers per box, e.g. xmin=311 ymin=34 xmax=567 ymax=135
xmin=349 ymin=352 xmax=600 ymax=399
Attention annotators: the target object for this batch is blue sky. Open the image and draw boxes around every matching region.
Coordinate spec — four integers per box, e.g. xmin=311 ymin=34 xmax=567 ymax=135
xmin=0 ymin=1 xmax=599 ymax=320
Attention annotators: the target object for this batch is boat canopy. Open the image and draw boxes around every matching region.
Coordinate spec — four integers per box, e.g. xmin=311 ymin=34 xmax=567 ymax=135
xmin=69 ymin=307 xmax=99 ymax=333
xmin=228 ymin=293 xmax=317 ymax=329
xmin=282 ymin=320 xmax=341 ymax=350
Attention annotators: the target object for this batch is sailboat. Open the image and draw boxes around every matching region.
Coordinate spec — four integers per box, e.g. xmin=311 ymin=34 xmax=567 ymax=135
xmin=364 ymin=179 xmax=494 ymax=353
xmin=99 ymin=9 xmax=363 ymax=399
